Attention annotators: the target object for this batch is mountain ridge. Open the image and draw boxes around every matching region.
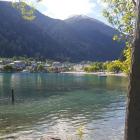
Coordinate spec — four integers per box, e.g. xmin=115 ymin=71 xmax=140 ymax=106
xmin=0 ymin=1 xmax=124 ymax=62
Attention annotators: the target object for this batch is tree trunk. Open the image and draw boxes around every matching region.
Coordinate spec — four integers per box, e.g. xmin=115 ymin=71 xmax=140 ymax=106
xmin=125 ymin=0 xmax=140 ymax=140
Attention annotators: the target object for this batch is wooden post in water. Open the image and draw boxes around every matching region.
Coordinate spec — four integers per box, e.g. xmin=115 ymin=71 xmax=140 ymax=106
xmin=11 ymin=89 xmax=15 ymax=105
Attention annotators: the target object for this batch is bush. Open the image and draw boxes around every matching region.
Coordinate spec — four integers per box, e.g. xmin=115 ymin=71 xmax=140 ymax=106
xmin=107 ymin=60 xmax=124 ymax=73
xmin=3 ymin=65 xmax=14 ymax=72
xmin=37 ymin=64 xmax=44 ymax=71
xmin=84 ymin=62 xmax=105 ymax=72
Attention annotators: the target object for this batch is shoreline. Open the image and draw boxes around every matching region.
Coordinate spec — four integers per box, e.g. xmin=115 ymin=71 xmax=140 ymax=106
xmin=61 ymin=71 xmax=127 ymax=77
xmin=0 ymin=71 xmax=127 ymax=77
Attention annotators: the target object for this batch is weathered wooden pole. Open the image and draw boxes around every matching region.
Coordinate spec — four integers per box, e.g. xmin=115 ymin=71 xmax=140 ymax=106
xmin=125 ymin=0 xmax=140 ymax=140
xmin=11 ymin=88 xmax=15 ymax=105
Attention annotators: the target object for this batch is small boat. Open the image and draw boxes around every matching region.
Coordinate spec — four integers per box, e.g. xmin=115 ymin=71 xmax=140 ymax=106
xmin=98 ymin=73 xmax=107 ymax=77
xmin=21 ymin=69 xmax=30 ymax=73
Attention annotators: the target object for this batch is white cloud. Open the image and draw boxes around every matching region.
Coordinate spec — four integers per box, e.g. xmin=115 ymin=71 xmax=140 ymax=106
xmin=37 ymin=0 xmax=96 ymax=19
xmin=2 ymin=0 xmax=108 ymax=23
xmin=97 ymin=0 xmax=108 ymax=8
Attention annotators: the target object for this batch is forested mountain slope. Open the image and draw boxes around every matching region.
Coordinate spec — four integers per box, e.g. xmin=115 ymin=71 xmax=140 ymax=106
xmin=0 ymin=1 xmax=124 ymax=62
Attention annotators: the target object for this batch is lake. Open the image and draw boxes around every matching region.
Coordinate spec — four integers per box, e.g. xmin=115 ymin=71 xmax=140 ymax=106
xmin=0 ymin=73 xmax=128 ymax=140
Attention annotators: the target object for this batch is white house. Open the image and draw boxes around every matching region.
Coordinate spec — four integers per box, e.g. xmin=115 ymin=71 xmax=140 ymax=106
xmin=73 ymin=64 xmax=84 ymax=72
xmin=0 ymin=61 xmax=3 ymax=65
xmin=0 ymin=65 xmax=4 ymax=71
xmin=44 ymin=63 xmax=51 ymax=70
xmin=52 ymin=62 xmax=62 ymax=69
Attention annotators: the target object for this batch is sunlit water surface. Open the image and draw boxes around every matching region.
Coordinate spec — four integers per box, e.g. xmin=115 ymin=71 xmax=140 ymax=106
xmin=0 ymin=73 xmax=128 ymax=140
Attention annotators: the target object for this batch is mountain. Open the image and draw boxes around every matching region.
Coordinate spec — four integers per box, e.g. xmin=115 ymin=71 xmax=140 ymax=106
xmin=0 ymin=1 xmax=124 ymax=62
xmin=0 ymin=2 xmax=67 ymax=61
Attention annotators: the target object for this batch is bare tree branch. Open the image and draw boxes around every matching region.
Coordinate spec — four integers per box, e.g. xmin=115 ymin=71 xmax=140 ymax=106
xmin=132 ymin=0 xmax=136 ymax=6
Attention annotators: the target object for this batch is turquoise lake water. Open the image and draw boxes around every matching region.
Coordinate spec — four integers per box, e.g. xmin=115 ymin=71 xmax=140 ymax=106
xmin=0 ymin=73 xmax=128 ymax=140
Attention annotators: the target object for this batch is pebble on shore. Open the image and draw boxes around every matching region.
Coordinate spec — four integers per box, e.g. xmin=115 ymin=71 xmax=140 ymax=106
xmin=41 ymin=136 xmax=61 ymax=140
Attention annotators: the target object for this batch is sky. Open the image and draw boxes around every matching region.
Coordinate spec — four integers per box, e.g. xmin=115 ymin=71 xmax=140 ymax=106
xmin=2 ymin=0 xmax=109 ymax=24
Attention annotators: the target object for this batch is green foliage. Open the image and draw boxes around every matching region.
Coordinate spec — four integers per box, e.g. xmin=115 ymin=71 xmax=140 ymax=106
xmin=106 ymin=47 xmax=131 ymax=74
xmin=123 ymin=46 xmax=131 ymax=74
xmin=84 ymin=62 xmax=105 ymax=72
xmin=37 ymin=64 xmax=44 ymax=71
xmin=102 ymin=0 xmax=134 ymax=74
xmin=106 ymin=60 xmax=124 ymax=73
xmin=12 ymin=1 xmax=36 ymax=20
xmin=84 ymin=67 xmax=90 ymax=72
xmin=3 ymin=65 xmax=14 ymax=72
xmin=84 ymin=47 xmax=131 ymax=74
xmin=103 ymin=0 xmax=135 ymax=43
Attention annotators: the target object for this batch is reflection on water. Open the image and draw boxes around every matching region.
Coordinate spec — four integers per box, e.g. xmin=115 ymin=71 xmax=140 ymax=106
xmin=0 ymin=73 xmax=128 ymax=140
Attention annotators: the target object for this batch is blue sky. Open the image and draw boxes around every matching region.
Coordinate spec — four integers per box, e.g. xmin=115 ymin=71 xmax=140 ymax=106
xmin=3 ymin=0 xmax=109 ymax=24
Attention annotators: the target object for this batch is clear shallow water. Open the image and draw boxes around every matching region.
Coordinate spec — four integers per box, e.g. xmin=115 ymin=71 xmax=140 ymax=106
xmin=0 ymin=73 xmax=128 ymax=140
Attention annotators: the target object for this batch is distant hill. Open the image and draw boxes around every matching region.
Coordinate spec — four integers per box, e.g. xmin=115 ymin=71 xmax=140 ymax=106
xmin=0 ymin=1 xmax=124 ymax=62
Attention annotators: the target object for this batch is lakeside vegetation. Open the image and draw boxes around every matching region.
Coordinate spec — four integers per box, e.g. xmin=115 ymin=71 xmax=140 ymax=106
xmin=0 ymin=46 xmax=131 ymax=75
xmin=84 ymin=47 xmax=131 ymax=74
